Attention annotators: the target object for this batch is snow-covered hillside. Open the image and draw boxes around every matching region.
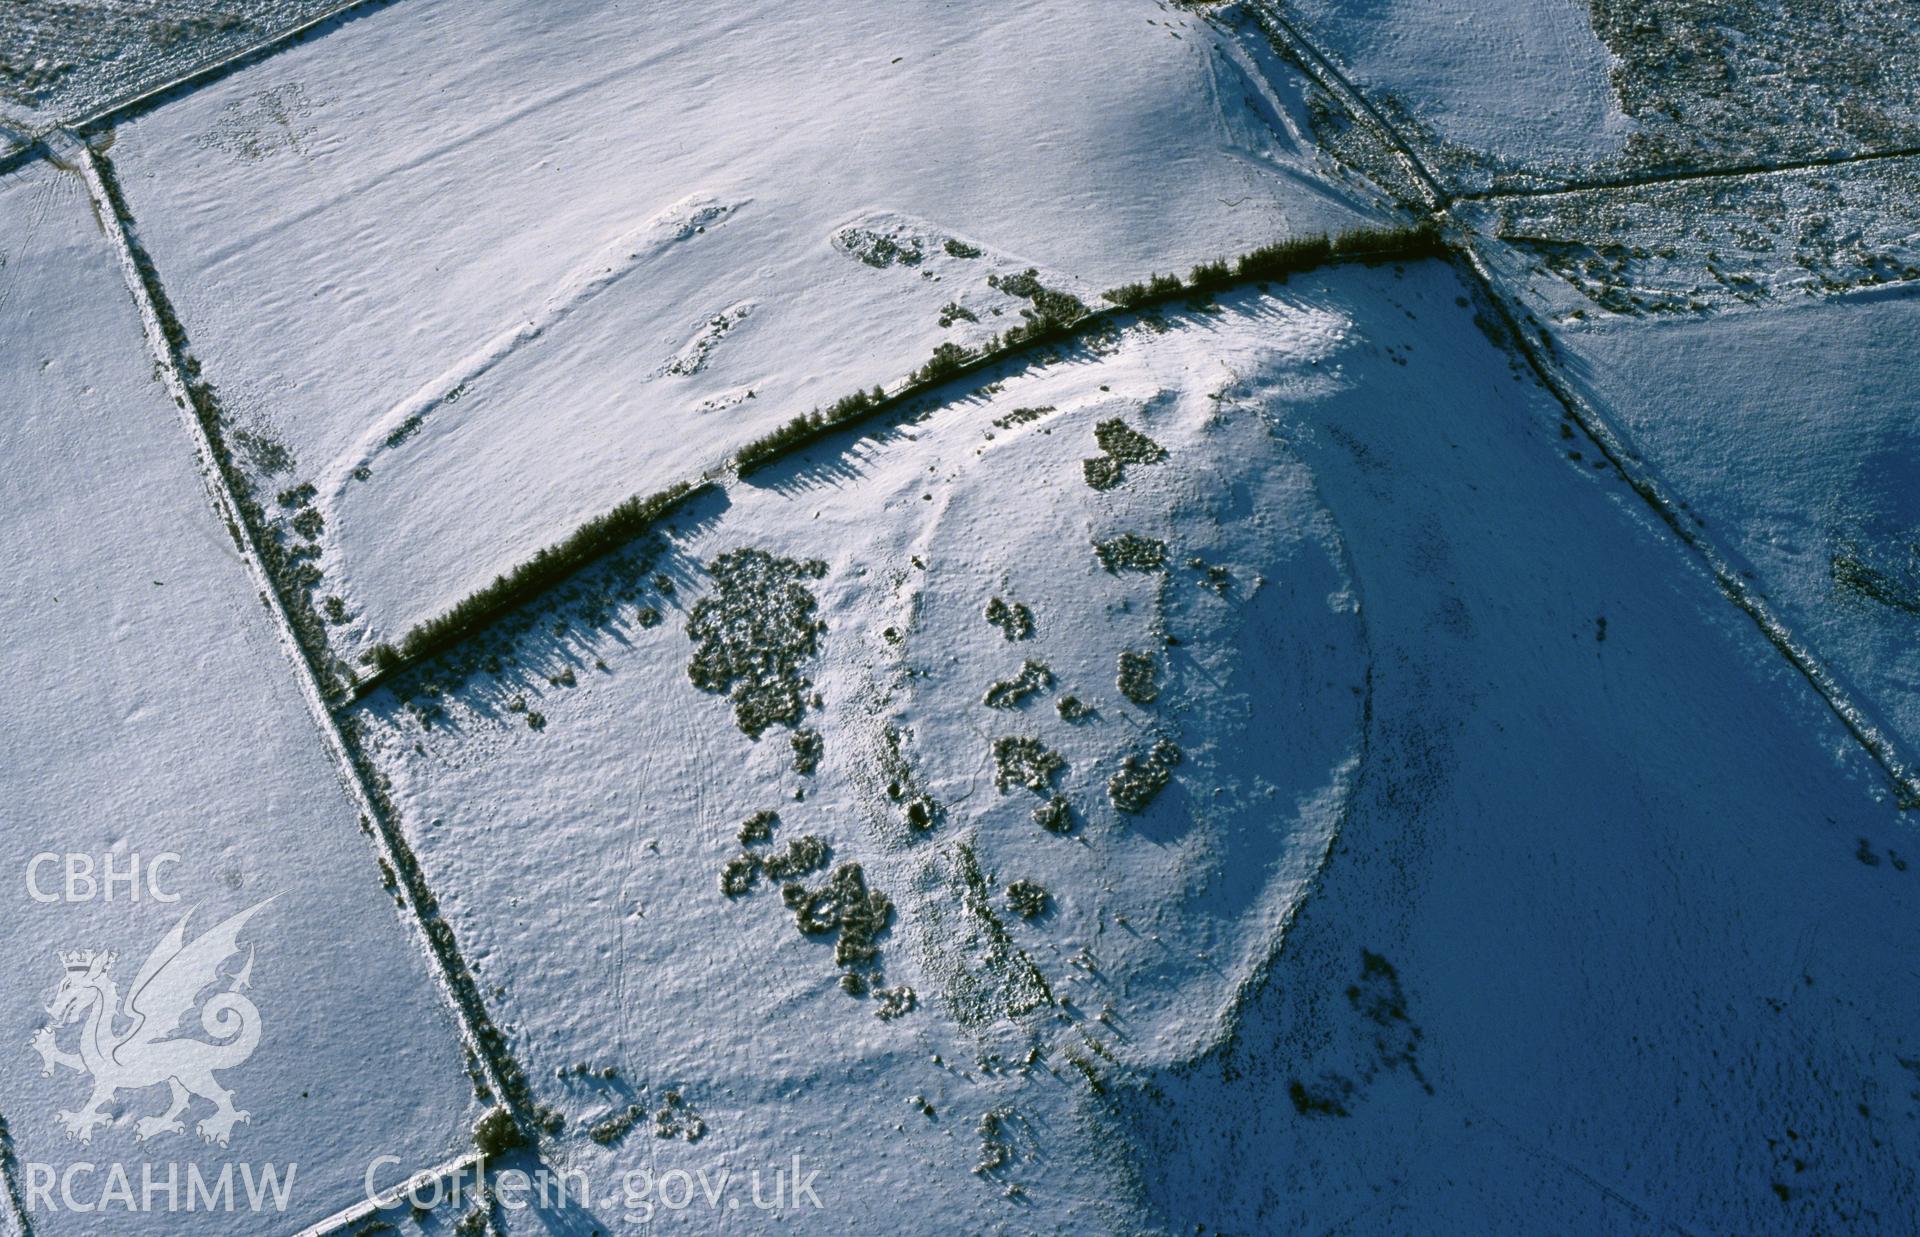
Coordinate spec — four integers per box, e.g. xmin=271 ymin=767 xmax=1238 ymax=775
xmin=343 ymin=258 xmax=1920 ymax=1230
xmin=3 ymin=0 xmax=1918 ymax=1233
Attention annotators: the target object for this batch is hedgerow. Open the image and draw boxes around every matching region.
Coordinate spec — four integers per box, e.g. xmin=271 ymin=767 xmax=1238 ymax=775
xmin=366 ymin=480 xmax=707 ymax=675
xmin=1102 ymin=221 xmax=1444 ymax=310
xmin=734 ymin=386 xmax=887 ymax=474
xmin=731 ymin=220 xmax=1443 ymax=487
xmin=355 ymin=220 xmax=1446 ymax=679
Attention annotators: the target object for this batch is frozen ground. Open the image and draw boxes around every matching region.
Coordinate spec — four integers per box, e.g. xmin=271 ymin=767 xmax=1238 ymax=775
xmin=0 ymin=153 xmax=479 ymax=1234
xmin=5 ymin=0 xmax=1920 ymax=1232
xmin=1266 ymin=0 xmax=1920 ymax=191
xmin=97 ymin=0 xmax=1396 ymax=663
xmin=1505 ymin=286 xmax=1920 ymax=780
xmin=0 ymin=0 xmax=348 ymax=141
xmin=1463 ymin=161 xmax=1920 ymax=783
xmin=1117 ymin=278 xmax=1920 ymax=1236
xmin=1460 ymin=157 xmax=1920 ymax=318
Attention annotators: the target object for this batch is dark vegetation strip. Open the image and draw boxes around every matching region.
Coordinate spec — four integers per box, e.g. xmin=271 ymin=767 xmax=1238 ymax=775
xmin=1451 ymin=143 xmax=1920 ymax=203
xmin=0 ymin=1109 xmax=29 ymax=1237
xmin=69 ymin=0 xmax=410 ymax=137
xmin=0 ymin=139 xmax=46 ymax=180
xmin=356 ymin=479 xmax=712 ymax=692
xmin=733 ymin=221 xmax=1445 ymax=475
xmin=85 ymin=144 xmax=541 ymax=1143
xmin=87 ymin=146 xmax=348 ymax=697
xmin=361 ymin=222 xmax=1442 ymax=687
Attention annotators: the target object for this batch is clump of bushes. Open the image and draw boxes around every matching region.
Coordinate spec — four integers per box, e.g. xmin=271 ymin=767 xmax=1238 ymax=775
xmin=1093 ymin=533 xmax=1169 ymax=573
xmin=589 ymin=1103 xmax=644 ymax=1146
xmin=984 ymin=660 xmax=1053 ymax=709
xmin=1188 ymin=555 xmax=1232 ymax=593
xmin=738 ymin=810 xmax=778 ymax=846
xmin=944 ymin=238 xmax=983 ymax=259
xmin=762 ymin=835 xmax=831 ymax=881
xmin=290 ymin=507 xmax=324 ymax=540
xmin=720 ymin=810 xmax=826 ymax=895
xmin=914 ymin=340 xmax=976 ymax=384
xmin=472 ymin=1107 xmax=524 ymax=1157
xmin=783 ymin=862 xmax=894 ymax=970
xmin=720 ymin=855 xmax=759 ymax=898
xmin=686 ymin=549 xmax=829 ymax=737
xmin=1032 ymin=794 xmax=1073 ymax=834
xmin=985 ymin=596 xmax=1035 ymax=640
xmin=1055 ymin=695 xmax=1093 ymax=722
xmin=1000 ymin=287 xmax=1089 ymax=348
xmin=1006 ymin=880 xmax=1049 ymax=919
xmin=993 ymin=736 xmax=1065 ymax=793
xmin=653 ymin=1090 xmax=706 ymax=1142
xmin=1096 ymin=418 xmax=1167 ymax=466
xmin=1083 ymin=456 xmax=1123 ymax=490
xmin=838 ymin=227 xmax=923 ymax=268
xmin=1832 ymin=547 xmax=1920 ymax=616
xmin=1083 ymin=418 xmax=1167 ymax=490
xmin=974 ymin=1107 xmax=1015 ymax=1175
xmin=992 ymin=406 xmax=1053 ymax=430
xmin=790 ymin=728 xmax=823 ymax=774
xmin=873 ymin=985 xmax=917 ymax=1020
xmin=734 ymin=839 xmax=909 ymax=1017
xmin=1108 ymin=739 xmax=1182 ymax=813
xmin=938 ymin=300 xmax=979 ymax=327
xmin=1117 ymin=650 xmax=1160 ymax=705
xmin=989 ymin=268 xmax=1044 ymax=298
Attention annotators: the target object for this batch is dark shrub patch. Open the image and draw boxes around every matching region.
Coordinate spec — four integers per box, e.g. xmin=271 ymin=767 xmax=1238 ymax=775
xmin=993 ymin=737 xmax=1065 ymax=793
xmin=1117 ymin=650 xmax=1160 ymax=705
xmin=1093 ymin=533 xmax=1168 ymax=573
xmin=1032 ymin=794 xmax=1073 ymax=833
xmin=686 ymin=549 xmax=828 ymax=738
xmin=984 ymin=660 xmax=1053 ymax=709
xmin=985 ymin=596 xmax=1035 ymax=640
xmin=1108 ymin=739 xmax=1181 ymax=813
xmin=1006 ymin=880 xmax=1048 ymax=919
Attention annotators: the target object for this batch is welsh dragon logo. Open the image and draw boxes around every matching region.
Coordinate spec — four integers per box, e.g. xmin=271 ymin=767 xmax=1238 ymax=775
xmin=27 ymin=900 xmax=270 ymax=1146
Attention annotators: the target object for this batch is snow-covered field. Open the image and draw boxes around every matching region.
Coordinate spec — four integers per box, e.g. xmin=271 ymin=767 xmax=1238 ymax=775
xmin=0 ymin=154 xmax=479 ymax=1234
xmin=97 ymin=0 xmax=1395 ymax=660
xmin=1260 ymin=0 xmax=1630 ymax=190
xmin=1514 ymin=287 xmax=1920 ymax=777
xmin=5 ymin=0 xmax=1920 ymax=1232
